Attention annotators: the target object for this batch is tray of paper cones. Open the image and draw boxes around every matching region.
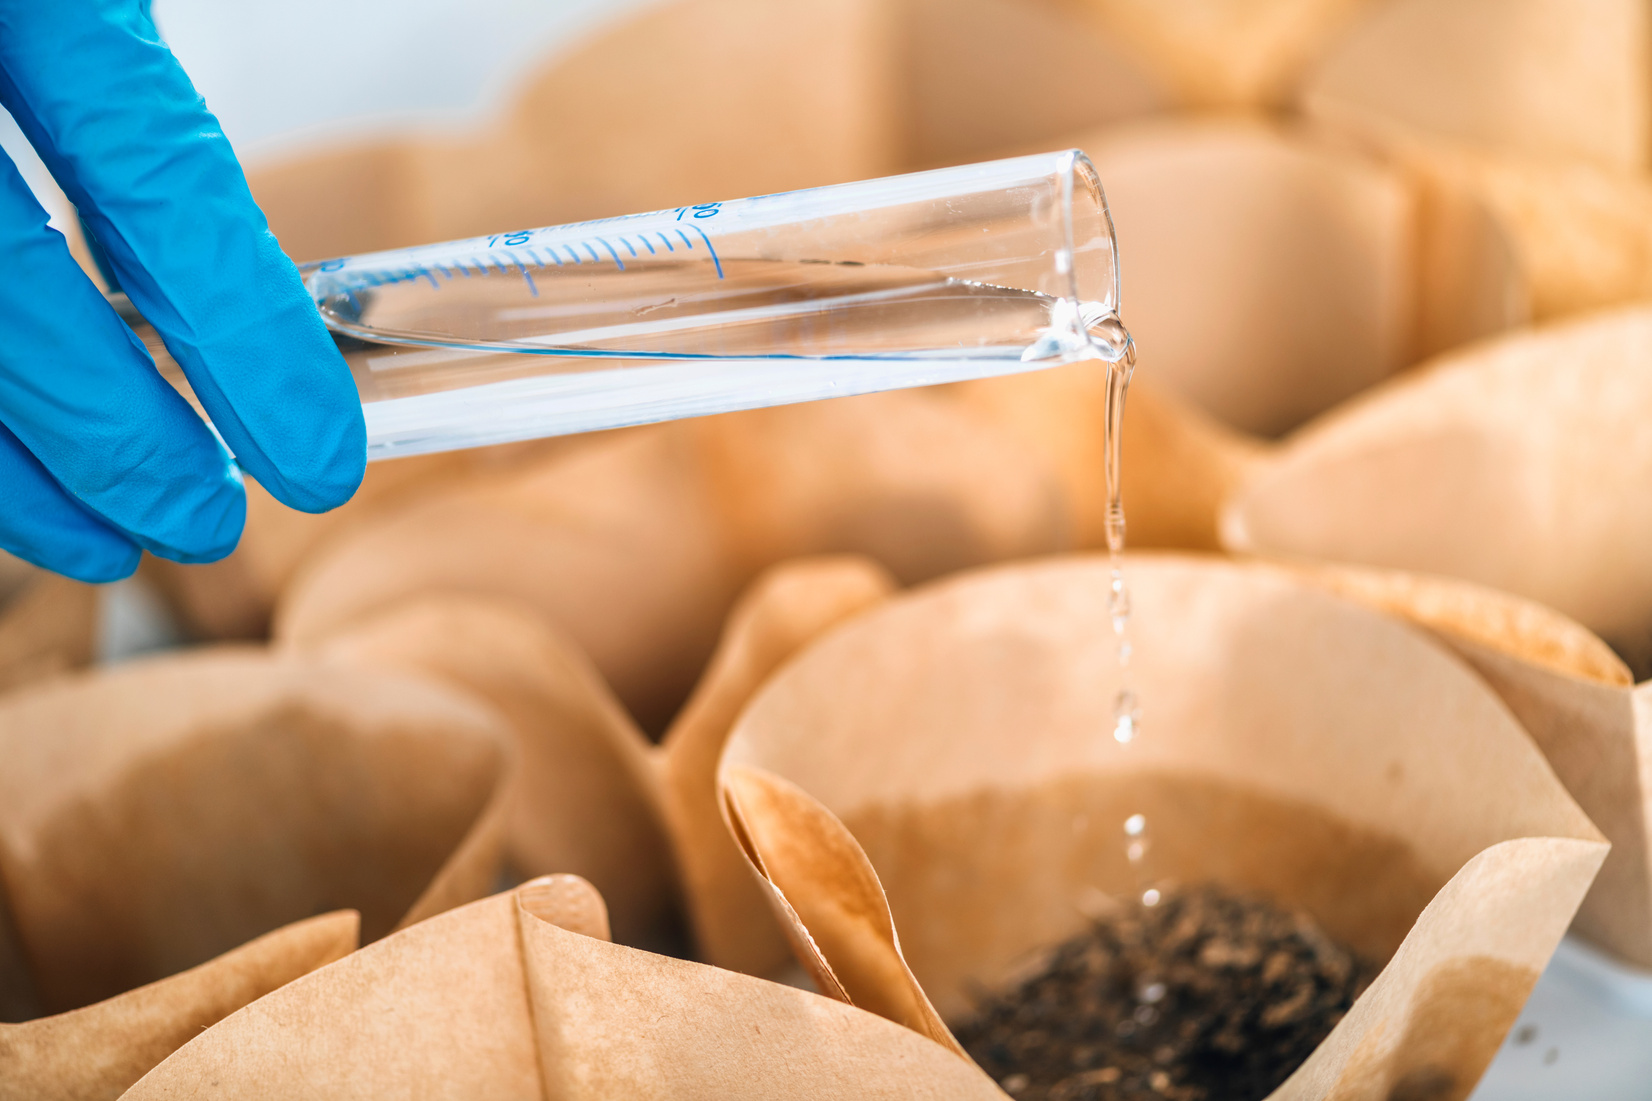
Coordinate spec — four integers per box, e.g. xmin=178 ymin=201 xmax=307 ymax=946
xmin=7 ymin=1 xmax=1652 ymax=1098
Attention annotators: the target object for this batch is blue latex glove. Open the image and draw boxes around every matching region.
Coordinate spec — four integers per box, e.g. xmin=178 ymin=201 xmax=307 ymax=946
xmin=0 ymin=0 xmax=366 ymax=583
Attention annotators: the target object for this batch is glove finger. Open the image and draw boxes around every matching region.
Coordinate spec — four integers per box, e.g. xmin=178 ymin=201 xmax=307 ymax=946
xmin=0 ymin=0 xmax=366 ymax=514
xmin=0 ymin=419 xmax=140 ymax=583
xmin=0 ymin=150 xmax=246 ymax=564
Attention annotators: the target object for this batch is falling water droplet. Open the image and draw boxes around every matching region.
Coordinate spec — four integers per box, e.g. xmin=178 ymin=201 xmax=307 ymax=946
xmin=1109 ymin=568 xmax=1131 ymax=636
xmin=1113 ymin=688 xmax=1139 ymax=745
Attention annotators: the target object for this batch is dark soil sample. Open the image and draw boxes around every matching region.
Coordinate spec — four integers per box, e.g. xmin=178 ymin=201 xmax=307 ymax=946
xmin=954 ymin=885 xmax=1375 ymax=1101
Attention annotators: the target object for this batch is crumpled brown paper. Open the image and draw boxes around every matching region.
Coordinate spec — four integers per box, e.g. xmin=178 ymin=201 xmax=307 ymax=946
xmin=0 ymin=554 xmax=96 ymax=695
xmin=1223 ymin=305 xmax=1652 ymax=677
xmin=717 ymin=554 xmax=1607 ymax=1098
xmin=0 ymin=649 xmax=515 ymax=1094
xmin=123 ymin=875 xmax=1008 ymax=1100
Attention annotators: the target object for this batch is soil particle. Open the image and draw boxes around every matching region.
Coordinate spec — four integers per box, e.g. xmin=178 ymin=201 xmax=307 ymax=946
xmin=954 ymin=885 xmax=1375 ymax=1101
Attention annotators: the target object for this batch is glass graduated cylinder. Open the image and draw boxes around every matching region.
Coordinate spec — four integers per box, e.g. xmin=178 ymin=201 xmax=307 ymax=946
xmin=301 ymin=150 xmax=1133 ymax=460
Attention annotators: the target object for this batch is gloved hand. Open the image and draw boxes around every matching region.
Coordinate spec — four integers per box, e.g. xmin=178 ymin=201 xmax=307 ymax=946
xmin=0 ymin=0 xmax=366 ymax=583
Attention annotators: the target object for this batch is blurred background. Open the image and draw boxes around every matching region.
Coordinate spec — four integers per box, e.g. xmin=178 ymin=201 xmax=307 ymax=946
xmin=4 ymin=2 xmax=1652 ymax=1095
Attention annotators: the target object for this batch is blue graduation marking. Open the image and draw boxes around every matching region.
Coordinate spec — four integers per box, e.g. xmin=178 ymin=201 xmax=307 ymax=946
xmin=594 ymin=237 xmax=625 ymax=270
xmin=657 ymin=232 xmax=675 ymax=252
xmin=688 ymin=225 xmax=724 ymax=279
xmin=508 ymin=254 xmax=539 ymax=298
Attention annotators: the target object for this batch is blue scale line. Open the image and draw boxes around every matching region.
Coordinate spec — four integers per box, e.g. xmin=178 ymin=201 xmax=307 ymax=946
xmin=438 ymin=264 xmax=454 ymax=279
xmin=594 ymin=236 xmax=625 ymax=270
xmin=563 ymin=245 xmax=582 ymax=264
xmin=675 ymin=228 xmax=694 ymax=250
xmin=618 ymin=236 xmax=637 ymax=258
xmin=656 ymin=232 xmax=675 ymax=253
xmin=416 ymin=266 xmax=439 ymax=289
xmin=639 ymin=235 xmax=657 ymax=255
xmin=508 ymin=253 xmax=540 ymax=298
xmin=688 ymin=224 xmax=724 ymax=279
xmin=508 ymin=251 xmax=541 ymax=297
xmin=457 ymin=261 xmax=473 ymax=277
xmin=582 ymin=241 xmax=601 ymax=263
xmin=492 ymin=258 xmax=511 ymax=274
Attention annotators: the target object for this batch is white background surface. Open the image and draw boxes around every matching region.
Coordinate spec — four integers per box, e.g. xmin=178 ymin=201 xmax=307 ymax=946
xmin=10 ymin=3 xmax=1652 ymax=1096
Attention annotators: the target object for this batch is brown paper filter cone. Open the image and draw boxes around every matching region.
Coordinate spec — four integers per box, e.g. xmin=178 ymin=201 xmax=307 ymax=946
xmin=285 ymin=555 xmax=899 ymax=965
xmin=1299 ymin=0 xmax=1652 ymax=328
xmin=1282 ymin=561 xmax=1652 ymax=969
xmin=1306 ymin=103 xmax=1652 ymax=325
xmin=658 ymin=555 xmax=898 ymax=975
xmin=275 ymin=392 xmax=1064 ymax=735
xmin=0 ymin=555 xmax=96 ymax=695
xmin=277 ymin=423 xmax=748 ymax=736
xmin=125 ymin=874 xmax=1008 ymax=1100
xmin=0 ymin=649 xmax=514 ymax=1089
xmin=898 ymin=0 xmax=1166 ymax=169
xmin=0 ymin=911 xmax=356 ymax=1101
xmin=139 ymin=437 xmax=586 ymax=641
xmin=1222 ymin=305 xmax=1652 ymax=678
xmin=299 ymin=595 xmax=679 ymax=948
xmin=1301 ymin=0 xmax=1651 ymax=170
xmin=948 ymin=369 xmax=1270 ymax=551
xmin=272 ymin=379 xmax=1273 ymax=741
xmin=1069 ymin=0 xmax=1376 ymax=109
xmin=718 ymin=554 xmax=1606 ymax=1098
xmin=1037 ymin=118 xmax=1418 ymax=437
